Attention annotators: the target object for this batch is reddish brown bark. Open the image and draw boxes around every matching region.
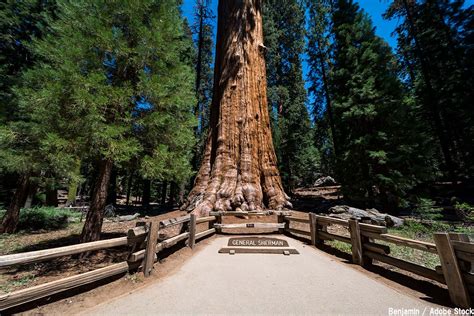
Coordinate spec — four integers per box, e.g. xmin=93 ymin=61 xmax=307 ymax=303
xmin=80 ymin=158 xmax=113 ymax=243
xmin=183 ymin=0 xmax=291 ymax=216
xmin=0 ymin=174 xmax=30 ymax=234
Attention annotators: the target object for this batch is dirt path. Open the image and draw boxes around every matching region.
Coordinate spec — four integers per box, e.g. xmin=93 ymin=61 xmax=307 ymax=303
xmin=83 ymin=236 xmax=441 ymax=315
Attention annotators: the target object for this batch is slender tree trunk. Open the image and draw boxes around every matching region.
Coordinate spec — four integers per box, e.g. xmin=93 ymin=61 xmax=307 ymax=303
xmin=80 ymin=159 xmax=113 ymax=243
xmin=142 ymin=179 xmax=151 ymax=208
xmin=126 ymin=171 xmax=134 ymax=206
xmin=66 ymin=183 xmax=78 ymax=206
xmin=106 ymin=167 xmax=117 ymax=205
xmin=178 ymin=182 xmax=186 ymax=205
xmin=169 ymin=182 xmax=177 ymax=206
xmin=194 ymin=0 xmax=205 ymax=122
xmin=161 ymin=181 xmax=168 ymax=205
xmin=0 ymin=174 xmax=30 ymax=234
xmin=66 ymin=159 xmax=81 ymax=206
xmin=24 ymin=183 xmax=37 ymax=209
xmin=191 ymin=1 xmax=209 ymax=182
xmin=317 ymin=44 xmax=338 ymax=157
xmin=183 ymin=0 xmax=291 ymax=215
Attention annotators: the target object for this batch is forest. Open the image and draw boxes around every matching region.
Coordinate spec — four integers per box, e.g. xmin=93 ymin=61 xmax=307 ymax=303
xmin=0 ymin=0 xmax=473 ymax=244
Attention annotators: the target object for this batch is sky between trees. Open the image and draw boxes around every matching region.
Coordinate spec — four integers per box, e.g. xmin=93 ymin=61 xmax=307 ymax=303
xmin=182 ymin=0 xmax=397 ymax=92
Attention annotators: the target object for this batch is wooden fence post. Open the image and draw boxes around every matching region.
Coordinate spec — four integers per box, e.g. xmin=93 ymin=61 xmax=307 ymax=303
xmin=188 ymin=214 xmax=196 ymax=249
xmin=449 ymin=233 xmax=472 ymax=273
xmin=434 ymin=233 xmax=471 ymax=308
xmin=309 ymin=213 xmax=318 ymax=245
xmin=278 ymin=214 xmax=285 ymax=234
xmin=215 ymin=215 xmax=222 ymax=234
xmin=348 ymin=219 xmax=363 ymax=266
xmin=143 ymin=221 xmax=159 ymax=277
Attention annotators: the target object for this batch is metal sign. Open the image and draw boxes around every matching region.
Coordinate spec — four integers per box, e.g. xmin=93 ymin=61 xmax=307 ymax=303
xmin=227 ymin=237 xmax=289 ymax=247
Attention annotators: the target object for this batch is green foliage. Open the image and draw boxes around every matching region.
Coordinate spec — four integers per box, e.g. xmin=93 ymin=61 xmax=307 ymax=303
xmin=412 ymin=198 xmax=443 ymax=221
xmin=396 ymin=219 xmax=449 ymax=236
xmin=15 ymin=0 xmax=196 ymax=185
xmin=384 ymin=0 xmax=474 ymax=179
xmin=0 ymin=207 xmax=81 ymax=231
xmin=454 ymin=201 xmax=474 ymax=222
xmin=325 ymin=0 xmax=436 ymax=210
xmin=0 ymin=274 xmax=35 ymax=293
xmin=0 ymin=0 xmax=56 ymax=123
xmin=306 ymin=0 xmax=336 ymax=175
xmin=192 ymin=0 xmax=214 ymax=138
xmin=0 ymin=0 xmax=64 ymax=198
xmin=263 ymin=0 xmax=320 ymax=190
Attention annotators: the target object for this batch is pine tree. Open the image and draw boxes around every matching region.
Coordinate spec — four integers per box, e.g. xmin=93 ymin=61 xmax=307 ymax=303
xmin=191 ymin=0 xmax=214 ymax=172
xmin=384 ymin=0 xmax=474 ymax=180
xmin=7 ymin=0 xmax=196 ymax=240
xmin=0 ymin=0 xmax=56 ymax=123
xmin=263 ymin=0 xmax=319 ymax=191
xmin=306 ymin=0 xmax=337 ymax=175
xmin=329 ymin=0 xmax=435 ymax=210
xmin=192 ymin=0 xmax=214 ymax=137
xmin=0 ymin=0 xmax=58 ymax=233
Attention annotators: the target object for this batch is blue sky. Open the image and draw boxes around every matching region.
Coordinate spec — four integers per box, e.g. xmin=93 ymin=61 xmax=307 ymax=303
xmin=180 ymin=0 xmax=473 ymax=106
xmin=181 ymin=0 xmax=398 ymax=48
xmin=181 ymin=0 xmax=398 ymax=107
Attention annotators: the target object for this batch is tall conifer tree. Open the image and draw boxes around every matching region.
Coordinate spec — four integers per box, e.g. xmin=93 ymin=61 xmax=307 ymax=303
xmin=0 ymin=0 xmax=57 ymax=233
xmin=4 ymin=0 xmax=196 ymax=239
xmin=191 ymin=0 xmax=214 ymax=170
xmin=385 ymin=0 xmax=474 ymax=180
xmin=329 ymin=0 xmax=434 ymax=209
xmin=263 ymin=0 xmax=319 ymax=191
xmin=306 ymin=0 xmax=337 ymax=175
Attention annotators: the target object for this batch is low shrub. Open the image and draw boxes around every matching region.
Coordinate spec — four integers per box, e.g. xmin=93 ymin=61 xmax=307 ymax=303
xmin=412 ymin=198 xmax=443 ymax=221
xmin=454 ymin=201 xmax=474 ymax=222
xmin=0 ymin=207 xmax=81 ymax=232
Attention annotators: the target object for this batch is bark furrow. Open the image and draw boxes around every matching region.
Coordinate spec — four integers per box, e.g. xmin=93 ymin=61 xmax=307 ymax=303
xmin=183 ymin=0 xmax=291 ymax=216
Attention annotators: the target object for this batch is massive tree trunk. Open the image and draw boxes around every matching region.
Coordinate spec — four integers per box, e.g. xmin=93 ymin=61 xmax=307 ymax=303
xmin=183 ymin=0 xmax=291 ymax=216
xmin=80 ymin=158 xmax=113 ymax=243
xmin=0 ymin=174 xmax=30 ymax=234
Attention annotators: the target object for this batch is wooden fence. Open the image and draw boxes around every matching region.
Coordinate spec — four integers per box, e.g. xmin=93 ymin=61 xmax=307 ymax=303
xmin=1 ymin=211 xmax=473 ymax=310
xmin=282 ymin=213 xmax=473 ymax=308
xmin=0 ymin=215 xmax=216 ymax=311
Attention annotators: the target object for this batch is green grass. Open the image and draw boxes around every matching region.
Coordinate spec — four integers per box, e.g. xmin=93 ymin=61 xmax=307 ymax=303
xmin=0 ymin=274 xmax=35 ymax=293
xmin=389 ymin=220 xmax=474 ymax=242
xmin=0 ymin=207 xmax=82 ymax=232
xmin=326 ymin=240 xmax=352 ymax=254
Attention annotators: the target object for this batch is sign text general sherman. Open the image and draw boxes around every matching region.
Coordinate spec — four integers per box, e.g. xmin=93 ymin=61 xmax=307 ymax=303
xmin=228 ymin=237 xmax=289 ymax=247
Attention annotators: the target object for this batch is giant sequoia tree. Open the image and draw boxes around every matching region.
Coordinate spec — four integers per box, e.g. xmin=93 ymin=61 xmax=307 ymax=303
xmin=183 ymin=0 xmax=291 ymax=215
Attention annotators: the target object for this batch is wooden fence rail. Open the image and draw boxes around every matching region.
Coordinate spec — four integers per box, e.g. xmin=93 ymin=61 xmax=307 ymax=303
xmin=1 ymin=211 xmax=473 ymax=310
xmin=0 ymin=237 xmax=128 ymax=267
xmin=284 ymin=213 xmax=473 ymax=308
xmin=0 ymin=262 xmax=130 ymax=310
xmin=0 ymin=215 xmax=217 ymax=311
